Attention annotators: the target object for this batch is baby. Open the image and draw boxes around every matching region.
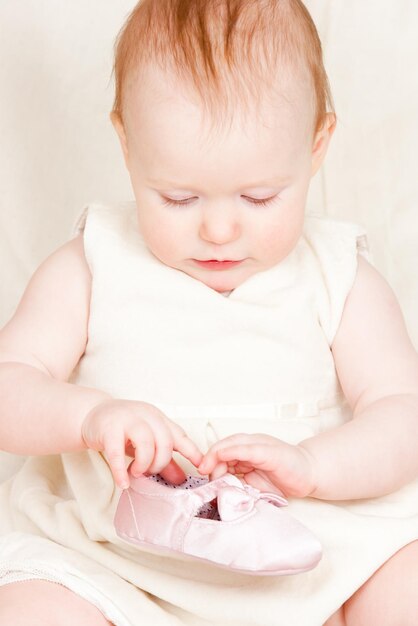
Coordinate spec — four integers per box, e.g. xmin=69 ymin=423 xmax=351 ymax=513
xmin=1 ymin=1 xmax=418 ymax=625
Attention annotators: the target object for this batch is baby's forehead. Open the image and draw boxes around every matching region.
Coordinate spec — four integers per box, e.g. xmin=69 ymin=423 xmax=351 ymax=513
xmin=124 ymin=61 xmax=315 ymax=143
xmin=122 ymin=65 xmax=313 ymax=190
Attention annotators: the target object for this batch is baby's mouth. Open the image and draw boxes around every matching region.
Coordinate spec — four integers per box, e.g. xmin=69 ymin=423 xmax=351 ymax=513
xmin=193 ymin=259 xmax=245 ymax=270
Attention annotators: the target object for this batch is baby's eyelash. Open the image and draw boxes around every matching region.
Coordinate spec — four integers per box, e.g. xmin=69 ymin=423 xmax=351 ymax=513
xmin=243 ymin=195 xmax=277 ymax=208
xmin=162 ymin=197 xmax=196 ymax=208
xmin=162 ymin=195 xmax=277 ymax=208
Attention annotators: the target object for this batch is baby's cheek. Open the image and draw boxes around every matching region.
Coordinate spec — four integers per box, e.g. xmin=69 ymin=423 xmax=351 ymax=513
xmin=137 ymin=213 xmax=177 ymax=258
xmin=144 ymin=231 xmax=177 ymax=266
xmin=263 ymin=222 xmax=302 ymax=263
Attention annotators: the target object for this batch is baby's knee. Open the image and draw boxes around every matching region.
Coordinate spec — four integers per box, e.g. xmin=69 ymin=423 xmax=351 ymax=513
xmin=0 ymin=580 xmax=112 ymax=626
xmin=344 ymin=540 xmax=418 ymax=626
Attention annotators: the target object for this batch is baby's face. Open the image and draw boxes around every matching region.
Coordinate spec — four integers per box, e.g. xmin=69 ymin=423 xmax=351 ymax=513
xmin=113 ymin=65 xmax=333 ymax=293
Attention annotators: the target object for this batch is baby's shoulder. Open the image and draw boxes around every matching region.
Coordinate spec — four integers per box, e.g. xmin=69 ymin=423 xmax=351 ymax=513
xmin=41 ymin=233 xmax=92 ymax=298
xmin=0 ymin=234 xmax=91 ymax=380
xmin=65 ymin=232 xmax=92 ymax=278
xmin=331 ymin=253 xmax=418 ymax=413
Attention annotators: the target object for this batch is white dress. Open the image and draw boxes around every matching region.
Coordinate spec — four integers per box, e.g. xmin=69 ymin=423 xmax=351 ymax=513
xmin=1 ymin=202 xmax=418 ymax=626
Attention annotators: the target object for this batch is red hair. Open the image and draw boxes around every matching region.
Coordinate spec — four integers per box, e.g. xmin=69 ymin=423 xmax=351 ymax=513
xmin=111 ymin=0 xmax=335 ymax=134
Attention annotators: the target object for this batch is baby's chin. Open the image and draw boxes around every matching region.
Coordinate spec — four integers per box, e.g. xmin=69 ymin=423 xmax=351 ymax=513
xmin=171 ymin=257 xmax=261 ymax=292
xmin=202 ymin=272 xmax=258 ymax=294
xmin=192 ymin=269 xmax=244 ymax=290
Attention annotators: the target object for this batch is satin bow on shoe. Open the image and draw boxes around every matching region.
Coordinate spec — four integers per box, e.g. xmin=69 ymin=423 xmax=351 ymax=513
xmin=214 ymin=482 xmax=288 ymax=522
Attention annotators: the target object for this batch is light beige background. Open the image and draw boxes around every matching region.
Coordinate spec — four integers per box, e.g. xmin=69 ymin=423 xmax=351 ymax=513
xmin=0 ymin=2 xmax=417 ymax=477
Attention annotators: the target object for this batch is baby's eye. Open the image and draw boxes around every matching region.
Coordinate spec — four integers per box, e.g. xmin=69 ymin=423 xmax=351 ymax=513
xmin=162 ymin=196 xmax=197 ymax=208
xmin=162 ymin=195 xmax=278 ymax=208
xmin=242 ymin=195 xmax=278 ymax=208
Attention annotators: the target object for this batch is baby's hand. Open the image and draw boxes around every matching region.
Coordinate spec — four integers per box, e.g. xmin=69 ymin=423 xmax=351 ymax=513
xmin=82 ymin=399 xmax=203 ymax=489
xmin=198 ymin=433 xmax=317 ymax=498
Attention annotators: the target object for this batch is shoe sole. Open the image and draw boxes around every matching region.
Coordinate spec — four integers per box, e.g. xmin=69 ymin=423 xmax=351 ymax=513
xmin=115 ymin=529 xmax=318 ymax=577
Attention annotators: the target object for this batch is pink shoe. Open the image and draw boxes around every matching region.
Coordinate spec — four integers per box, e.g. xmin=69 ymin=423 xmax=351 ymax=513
xmin=114 ymin=468 xmax=322 ymax=576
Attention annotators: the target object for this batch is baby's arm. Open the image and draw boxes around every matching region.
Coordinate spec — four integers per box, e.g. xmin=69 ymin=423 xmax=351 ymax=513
xmin=0 ymin=235 xmax=202 ymax=487
xmin=302 ymin=254 xmax=418 ymax=499
xmin=0 ymin=235 xmax=109 ymax=453
xmin=200 ymin=256 xmax=418 ymax=500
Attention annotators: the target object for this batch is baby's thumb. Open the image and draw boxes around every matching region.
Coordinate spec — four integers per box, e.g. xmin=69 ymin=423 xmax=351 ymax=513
xmin=159 ymin=458 xmax=187 ymax=485
xmin=209 ymin=461 xmax=229 ymax=481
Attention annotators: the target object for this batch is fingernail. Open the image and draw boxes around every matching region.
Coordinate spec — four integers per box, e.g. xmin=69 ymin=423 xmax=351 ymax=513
xmin=121 ymin=481 xmax=129 ymax=490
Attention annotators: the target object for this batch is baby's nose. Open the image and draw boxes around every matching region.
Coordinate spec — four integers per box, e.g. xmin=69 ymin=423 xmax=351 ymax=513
xmin=199 ymin=205 xmax=241 ymax=244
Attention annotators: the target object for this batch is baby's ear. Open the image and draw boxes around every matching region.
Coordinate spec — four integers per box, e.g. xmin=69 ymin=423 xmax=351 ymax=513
xmin=110 ymin=111 xmax=130 ymax=169
xmin=311 ymin=112 xmax=337 ymax=178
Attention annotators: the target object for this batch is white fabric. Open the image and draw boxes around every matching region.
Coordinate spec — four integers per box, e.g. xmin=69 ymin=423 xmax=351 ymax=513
xmin=69 ymin=203 xmax=368 ymax=409
xmin=1 ymin=202 xmax=418 ymax=626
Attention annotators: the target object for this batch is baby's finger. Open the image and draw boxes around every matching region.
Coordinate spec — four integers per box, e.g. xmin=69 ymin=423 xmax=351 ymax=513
xmin=128 ymin=422 xmax=156 ymax=476
xmin=198 ymin=433 xmax=261 ymax=474
xmin=200 ymin=443 xmax=268 ymax=474
xmin=217 ymin=444 xmax=270 ymax=468
xmin=143 ymin=423 xmax=175 ymax=475
xmin=103 ymin=429 xmax=129 ymax=489
xmin=159 ymin=458 xmax=187 ymax=485
xmin=243 ymin=469 xmax=286 ymax=495
xmin=208 ymin=461 xmax=229 ymax=481
xmin=170 ymin=423 xmax=204 ymax=467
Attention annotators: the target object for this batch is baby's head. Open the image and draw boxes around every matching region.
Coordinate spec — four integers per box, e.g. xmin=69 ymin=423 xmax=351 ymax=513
xmin=110 ymin=0 xmax=336 ymax=293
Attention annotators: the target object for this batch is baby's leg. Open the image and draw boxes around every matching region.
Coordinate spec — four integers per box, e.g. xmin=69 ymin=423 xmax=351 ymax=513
xmin=0 ymin=580 xmax=113 ymax=626
xmin=324 ymin=539 xmax=418 ymax=626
